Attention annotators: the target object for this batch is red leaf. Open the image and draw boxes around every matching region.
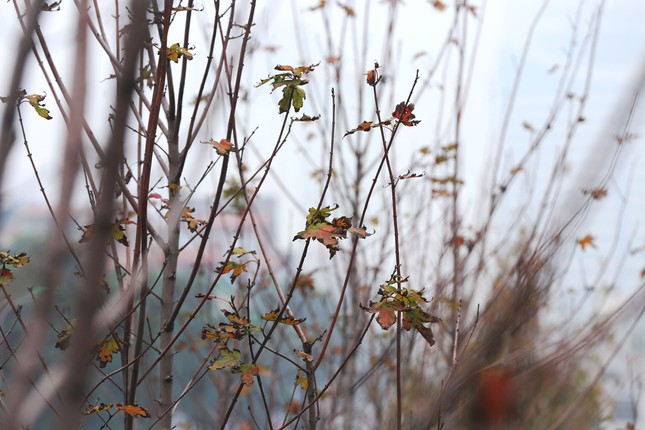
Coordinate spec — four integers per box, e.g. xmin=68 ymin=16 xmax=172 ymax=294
xmin=392 ymin=102 xmax=421 ymax=126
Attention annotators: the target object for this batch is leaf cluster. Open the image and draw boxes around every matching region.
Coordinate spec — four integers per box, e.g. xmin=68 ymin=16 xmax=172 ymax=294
xmin=255 ymin=63 xmax=320 ymax=113
xmin=293 ymin=205 xmax=372 ymax=258
xmin=0 ymin=250 xmax=30 ymax=286
xmin=361 ymin=277 xmax=441 ymax=346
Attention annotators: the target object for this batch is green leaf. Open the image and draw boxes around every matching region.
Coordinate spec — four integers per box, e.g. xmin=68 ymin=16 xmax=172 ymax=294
xmin=292 ymin=86 xmax=306 ymax=112
xmin=208 ymin=348 xmax=241 ymax=371
xmin=24 ymin=93 xmax=52 ymax=120
xmin=306 ymin=205 xmax=337 ymax=225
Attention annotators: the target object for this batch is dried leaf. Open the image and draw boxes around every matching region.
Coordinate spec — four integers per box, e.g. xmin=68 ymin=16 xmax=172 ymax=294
xmin=116 ymin=403 xmax=150 ymax=418
xmin=84 ymin=403 xmax=112 ymax=415
xmin=577 ymin=234 xmax=595 ymax=250
xmin=55 ymin=319 xmax=77 ymax=351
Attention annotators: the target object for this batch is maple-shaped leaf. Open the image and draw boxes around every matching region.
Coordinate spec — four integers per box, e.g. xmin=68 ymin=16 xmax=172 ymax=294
xmin=166 ymin=43 xmax=193 ymax=63
xmin=306 ymin=205 xmax=337 ymax=225
xmin=55 ymin=319 xmax=77 ymax=351
xmin=294 ymin=223 xmax=346 ymax=257
xmin=204 ymin=138 xmax=234 ymax=155
xmin=377 ymin=308 xmax=397 ymax=330
xmin=83 ymin=403 xmax=112 ymax=415
xmin=209 ymin=348 xmax=241 ymax=370
xmin=256 ymin=63 xmax=318 ymax=114
xmin=235 ymin=363 xmax=259 ymax=386
xmin=294 ymin=206 xmax=359 ymax=257
xmin=23 ymin=93 xmax=52 ymax=120
xmin=577 ymin=234 xmax=595 ymax=250
xmin=392 ymin=102 xmax=420 ymax=126
xmin=280 ymin=85 xmax=306 ymax=113
xmin=361 ymin=300 xmax=406 ymax=330
xmin=202 ymin=323 xmax=242 ymax=341
xmin=180 ymin=207 xmax=206 ymax=232
xmin=261 ymin=308 xmax=306 ymax=326
xmin=362 ymin=277 xmax=439 ymax=344
xmin=216 ymin=261 xmax=248 ymax=282
xmin=96 ymin=335 xmax=121 ymax=368
xmin=116 ymin=403 xmax=150 ymax=418
xmin=222 ymin=309 xmax=249 ymax=326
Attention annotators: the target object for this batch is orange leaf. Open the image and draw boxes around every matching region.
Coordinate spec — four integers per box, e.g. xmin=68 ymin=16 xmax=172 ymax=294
xmin=392 ymin=101 xmax=420 ymax=126
xmin=238 ymin=363 xmax=259 ymax=386
xmin=116 ymin=403 xmax=150 ymax=418
xmin=377 ymin=308 xmax=396 ymax=330
xmin=293 ymin=223 xmax=346 ymax=258
xmin=366 ymin=69 xmax=378 ymax=86
xmin=205 ymin=138 xmax=234 ymax=155
xmin=432 ymin=0 xmax=446 ymax=11
xmin=262 ymin=308 xmax=306 ymax=326
xmin=582 ymin=187 xmax=607 ymax=200
xmin=576 ymin=234 xmax=595 ymax=250
xmin=216 ymin=261 xmax=248 ymax=282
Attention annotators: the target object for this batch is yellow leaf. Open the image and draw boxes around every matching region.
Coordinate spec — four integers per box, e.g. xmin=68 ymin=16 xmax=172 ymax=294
xmin=167 ymin=43 xmax=181 ymax=62
xmin=166 ymin=43 xmax=193 ymax=63
xmin=24 ymin=93 xmax=52 ymax=120
xmin=84 ymin=403 xmax=112 ymax=415
xmin=96 ymin=335 xmax=121 ymax=368
xmin=295 ymin=370 xmax=308 ymax=390
xmin=208 ymin=348 xmax=241 ymax=371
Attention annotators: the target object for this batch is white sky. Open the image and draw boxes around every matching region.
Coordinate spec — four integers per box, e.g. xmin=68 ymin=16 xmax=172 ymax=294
xmin=1 ymin=0 xmax=645 ymax=423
